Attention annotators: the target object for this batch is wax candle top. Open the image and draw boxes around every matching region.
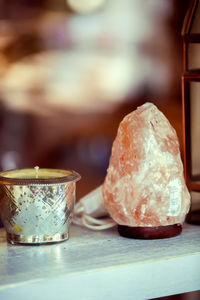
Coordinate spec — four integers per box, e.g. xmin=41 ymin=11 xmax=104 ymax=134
xmin=0 ymin=168 xmax=81 ymax=185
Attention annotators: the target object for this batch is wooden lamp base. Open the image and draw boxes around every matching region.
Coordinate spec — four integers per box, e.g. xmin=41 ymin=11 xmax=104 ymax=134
xmin=118 ymin=224 xmax=182 ymax=239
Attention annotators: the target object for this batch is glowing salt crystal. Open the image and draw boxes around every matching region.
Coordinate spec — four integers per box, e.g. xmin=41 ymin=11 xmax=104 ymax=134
xmin=103 ymin=103 xmax=190 ymax=227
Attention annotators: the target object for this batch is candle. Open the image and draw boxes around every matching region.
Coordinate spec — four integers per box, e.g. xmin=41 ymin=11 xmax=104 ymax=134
xmin=0 ymin=168 xmax=81 ymax=245
xmin=35 ymin=166 xmax=39 ymax=178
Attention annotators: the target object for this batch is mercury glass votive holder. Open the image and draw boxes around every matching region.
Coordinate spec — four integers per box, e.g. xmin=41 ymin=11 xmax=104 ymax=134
xmin=0 ymin=168 xmax=81 ymax=245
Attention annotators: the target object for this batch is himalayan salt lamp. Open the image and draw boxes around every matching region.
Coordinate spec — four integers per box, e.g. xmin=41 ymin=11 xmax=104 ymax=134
xmin=103 ymin=103 xmax=190 ymax=239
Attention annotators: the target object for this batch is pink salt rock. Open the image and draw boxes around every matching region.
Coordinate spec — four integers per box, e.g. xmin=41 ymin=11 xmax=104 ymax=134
xmin=103 ymin=103 xmax=190 ymax=227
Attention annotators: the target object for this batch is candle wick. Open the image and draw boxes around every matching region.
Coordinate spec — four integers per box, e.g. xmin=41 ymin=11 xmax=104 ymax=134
xmin=34 ymin=166 xmax=39 ymax=178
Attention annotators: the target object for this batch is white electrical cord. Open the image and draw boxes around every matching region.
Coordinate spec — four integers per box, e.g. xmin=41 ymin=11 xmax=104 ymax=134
xmin=72 ymin=185 xmax=116 ymax=230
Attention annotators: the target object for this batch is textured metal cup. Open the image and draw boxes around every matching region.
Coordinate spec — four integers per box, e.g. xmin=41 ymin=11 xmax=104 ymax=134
xmin=0 ymin=168 xmax=81 ymax=245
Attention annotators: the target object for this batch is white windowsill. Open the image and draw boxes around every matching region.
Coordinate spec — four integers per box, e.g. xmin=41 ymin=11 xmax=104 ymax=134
xmin=0 ymin=223 xmax=200 ymax=300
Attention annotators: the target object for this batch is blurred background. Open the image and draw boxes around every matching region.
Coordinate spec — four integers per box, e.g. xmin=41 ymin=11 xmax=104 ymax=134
xmin=0 ymin=1 xmax=199 ymax=299
xmin=0 ymin=0 xmax=189 ymax=196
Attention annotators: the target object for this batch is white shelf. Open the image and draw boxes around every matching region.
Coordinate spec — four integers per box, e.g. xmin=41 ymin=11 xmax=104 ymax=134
xmin=0 ymin=223 xmax=200 ymax=300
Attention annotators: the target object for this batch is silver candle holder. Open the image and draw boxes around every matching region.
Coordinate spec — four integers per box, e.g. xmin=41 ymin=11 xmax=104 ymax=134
xmin=0 ymin=168 xmax=81 ymax=245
